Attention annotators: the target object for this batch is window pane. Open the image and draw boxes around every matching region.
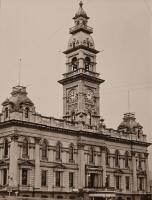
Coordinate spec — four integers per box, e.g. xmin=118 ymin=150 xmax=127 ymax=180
xmin=69 ymin=145 xmax=74 ymax=161
xmin=126 ymin=176 xmax=130 ymax=190
xmin=116 ymin=176 xmax=120 ymax=189
xmin=56 ymin=172 xmax=61 ymax=187
xmin=89 ymin=147 xmax=94 ymax=163
xmin=4 ymin=139 xmax=8 ymax=157
xmin=42 ymin=141 xmax=47 ymax=158
xmin=22 ymin=139 xmax=28 ymax=158
xmin=3 ymin=169 xmax=7 ymax=185
xmin=69 ymin=172 xmax=74 ymax=187
xmin=41 ymin=170 xmax=47 ymax=186
xmin=22 ymin=169 xmax=28 ymax=185
xmin=56 ymin=143 xmax=61 ymax=160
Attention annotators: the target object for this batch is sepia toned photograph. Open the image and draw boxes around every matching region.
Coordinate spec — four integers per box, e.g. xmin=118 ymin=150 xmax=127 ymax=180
xmin=0 ymin=0 xmax=151 ymax=200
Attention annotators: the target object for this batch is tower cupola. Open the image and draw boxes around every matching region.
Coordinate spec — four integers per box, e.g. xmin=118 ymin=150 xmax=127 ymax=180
xmin=2 ymin=85 xmax=35 ymax=120
xmin=117 ymin=113 xmax=143 ymax=136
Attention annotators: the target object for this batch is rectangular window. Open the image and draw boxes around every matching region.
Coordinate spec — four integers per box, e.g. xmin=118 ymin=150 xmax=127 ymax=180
xmin=22 ymin=169 xmax=28 ymax=185
xmin=116 ymin=176 xmax=120 ymax=190
xmin=139 ymin=177 xmax=144 ymax=190
xmin=41 ymin=170 xmax=47 ymax=186
xmin=88 ymin=173 xmax=97 ymax=188
xmin=126 ymin=176 xmax=130 ymax=190
xmin=56 ymin=171 xmax=61 ymax=187
xmin=3 ymin=169 xmax=7 ymax=185
xmin=105 ymin=175 xmax=110 ymax=188
xmin=69 ymin=172 xmax=74 ymax=187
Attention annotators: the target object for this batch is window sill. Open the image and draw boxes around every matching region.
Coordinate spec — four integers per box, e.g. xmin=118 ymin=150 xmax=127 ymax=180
xmin=69 ymin=159 xmax=75 ymax=164
xmin=53 ymin=186 xmax=65 ymax=189
xmin=56 ymin=159 xmax=62 ymax=163
xmin=41 ymin=157 xmax=48 ymax=161
xmin=22 ymin=155 xmax=29 ymax=159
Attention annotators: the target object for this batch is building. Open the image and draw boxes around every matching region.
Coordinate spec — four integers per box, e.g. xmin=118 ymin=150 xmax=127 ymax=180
xmin=0 ymin=1 xmax=151 ymax=200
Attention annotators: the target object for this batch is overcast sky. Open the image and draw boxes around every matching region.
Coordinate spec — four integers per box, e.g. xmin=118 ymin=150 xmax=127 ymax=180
xmin=0 ymin=0 xmax=152 ymax=169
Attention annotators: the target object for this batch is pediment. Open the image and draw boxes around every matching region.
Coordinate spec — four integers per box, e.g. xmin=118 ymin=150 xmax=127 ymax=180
xmin=137 ymin=170 xmax=146 ymax=175
xmin=0 ymin=160 xmax=7 ymax=166
xmin=114 ymin=169 xmax=124 ymax=174
xmin=53 ymin=163 xmax=66 ymax=169
xmin=18 ymin=159 xmax=35 ymax=166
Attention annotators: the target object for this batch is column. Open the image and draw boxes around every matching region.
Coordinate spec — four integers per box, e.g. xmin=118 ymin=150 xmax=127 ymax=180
xmin=101 ymin=147 xmax=106 ymax=187
xmin=9 ymin=135 xmax=19 ymax=188
xmin=132 ymin=151 xmax=137 ymax=192
xmin=78 ymin=143 xmax=85 ymax=188
xmin=34 ymin=138 xmax=41 ymax=189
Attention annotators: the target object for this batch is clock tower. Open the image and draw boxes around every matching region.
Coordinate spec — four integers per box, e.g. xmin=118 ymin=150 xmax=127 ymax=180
xmin=58 ymin=1 xmax=104 ymax=126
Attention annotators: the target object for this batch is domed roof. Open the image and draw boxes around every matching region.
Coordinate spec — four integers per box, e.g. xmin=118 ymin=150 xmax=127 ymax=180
xmin=117 ymin=113 xmax=142 ymax=131
xmin=73 ymin=1 xmax=89 ymax=19
xmin=2 ymin=85 xmax=34 ymax=108
xmin=67 ymin=31 xmax=95 ymax=49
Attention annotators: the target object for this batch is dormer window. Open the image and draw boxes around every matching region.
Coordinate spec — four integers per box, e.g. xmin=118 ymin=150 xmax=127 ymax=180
xmin=25 ymin=107 xmax=29 ymax=118
xmin=22 ymin=138 xmax=28 ymax=158
xmin=71 ymin=57 xmax=78 ymax=71
xmin=4 ymin=108 xmax=9 ymax=119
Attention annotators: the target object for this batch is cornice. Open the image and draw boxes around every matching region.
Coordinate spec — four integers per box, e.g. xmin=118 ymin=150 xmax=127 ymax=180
xmin=58 ymin=73 xmax=104 ymax=85
xmin=0 ymin=120 xmax=150 ymax=147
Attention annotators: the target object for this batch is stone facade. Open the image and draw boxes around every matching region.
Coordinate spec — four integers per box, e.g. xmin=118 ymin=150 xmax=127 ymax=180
xmin=0 ymin=1 xmax=150 ymax=200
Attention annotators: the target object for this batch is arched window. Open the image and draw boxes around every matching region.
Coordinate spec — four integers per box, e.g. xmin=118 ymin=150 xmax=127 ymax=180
xmin=105 ymin=148 xmax=109 ymax=166
xmin=69 ymin=144 xmax=74 ymax=162
xmin=71 ymin=57 xmax=78 ymax=71
xmin=56 ymin=142 xmax=61 ymax=160
xmin=89 ymin=146 xmax=94 ymax=163
xmin=125 ymin=151 xmax=129 ymax=168
xmin=115 ymin=150 xmax=119 ymax=167
xmin=42 ymin=140 xmax=47 ymax=159
xmin=85 ymin=57 xmax=91 ymax=71
xmin=5 ymin=108 xmax=9 ymax=119
xmin=4 ymin=139 xmax=8 ymax=157
xmin=22 ymin=138 xmax=28 ymax=158
xmin=25 ymin=107 xmax=29 ymax=118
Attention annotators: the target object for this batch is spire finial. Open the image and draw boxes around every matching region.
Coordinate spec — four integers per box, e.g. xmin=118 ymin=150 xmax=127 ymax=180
xmin=18 ymin=58 xmax=22 ymax=86
xmin=127 ymin=90 xmax=130 ymax=113
xmin=79 ymin=1 xmax=83 ymax=8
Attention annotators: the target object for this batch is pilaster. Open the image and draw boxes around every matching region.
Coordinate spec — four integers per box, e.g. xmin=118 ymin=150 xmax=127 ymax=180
xmin=77 ymin=143 xmax=85 ymax=188
xmin=101 ymin=147 xmax=106 ymax=187
xmin=34 ymin=137 xmax=41 ymax=189
xmin=144 ymin=152 xmax=150 ymax=192
xmin=131 ymin=151 xmax=137 ymax=192
xmin=9 ymin=134 xmax=19 ymax=188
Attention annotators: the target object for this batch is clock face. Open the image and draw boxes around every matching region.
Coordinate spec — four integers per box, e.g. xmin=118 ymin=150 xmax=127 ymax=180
xmin=86 ymin=90 xmax=94 ymax=100
xmin=68 ymin=89 xmax=77 ymax=102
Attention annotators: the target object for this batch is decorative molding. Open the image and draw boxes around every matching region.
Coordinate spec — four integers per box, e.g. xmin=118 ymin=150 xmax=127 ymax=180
xmin=10 ymin=134 xmax=19 ymax=141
